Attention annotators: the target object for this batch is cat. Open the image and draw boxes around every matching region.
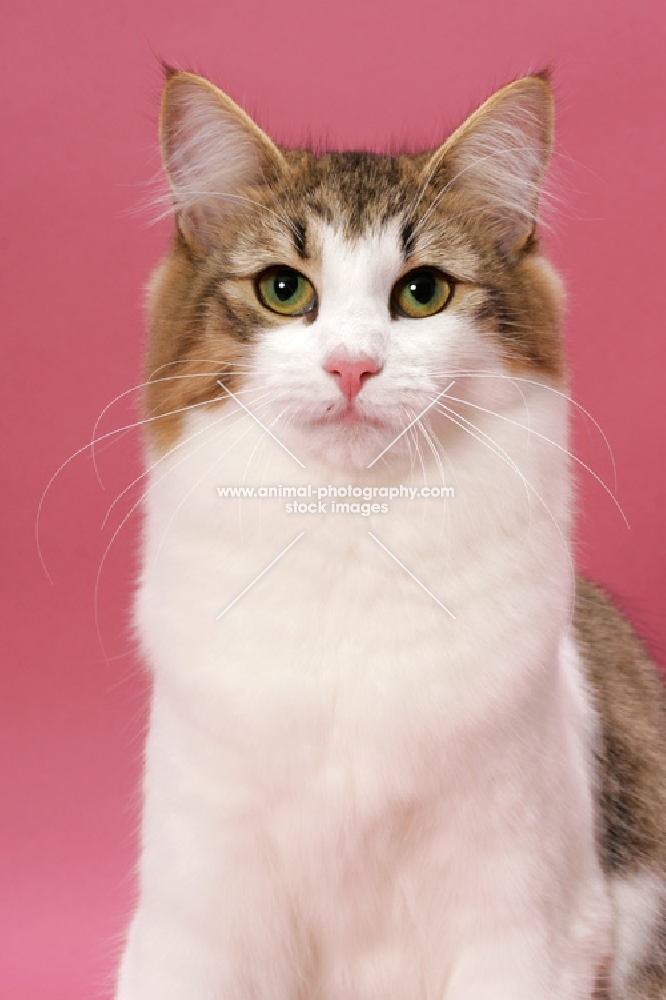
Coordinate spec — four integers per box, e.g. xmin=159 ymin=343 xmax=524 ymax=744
xmin=115 ymin=67 xmax=666 ymax=999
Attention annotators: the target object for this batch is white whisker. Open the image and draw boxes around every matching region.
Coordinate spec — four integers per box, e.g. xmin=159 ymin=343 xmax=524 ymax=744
xmin=101 ymin=388 xmax=277 ymax=530
xmin=424 ymin=369 xmax=617 ymax=490
xmin=435 ymin=402 xmax=532 ymax=517
xmin=94 ymin=390 xmax=287 ymax=658
xmin=36 ymin=390 xmax=246 ymax=583
xmin=90 ymin=370 xmax=262 ymax=483
xmin=147 ymin=406 xmax=278 ymax=575
xmin=444 ymin=392 xmax=628 ymax=528
xmin=436 ymin=401 xmax=576 ymax=613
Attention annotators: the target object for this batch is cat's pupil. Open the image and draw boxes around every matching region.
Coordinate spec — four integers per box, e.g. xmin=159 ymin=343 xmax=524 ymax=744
xmin=409 ymin=273 xmax=436 ymax=305
xmin=274 ymin=271 xmax=299 ymax=302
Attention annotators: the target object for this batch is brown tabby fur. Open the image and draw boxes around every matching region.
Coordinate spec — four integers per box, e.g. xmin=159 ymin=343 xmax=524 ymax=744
xmin=576 ymin=579 xmax=666 ymax=997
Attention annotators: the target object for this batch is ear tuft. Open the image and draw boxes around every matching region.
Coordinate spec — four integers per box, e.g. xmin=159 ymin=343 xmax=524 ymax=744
xmin=160 ymin=60 xmax=179 ymax=82
xmin=534 ymin=66 xmax=552 ymax=86
xmin=159 ymin=72 xmax=286 ymax=250
xmin=423 ymin=75 xmax=554 ymax=253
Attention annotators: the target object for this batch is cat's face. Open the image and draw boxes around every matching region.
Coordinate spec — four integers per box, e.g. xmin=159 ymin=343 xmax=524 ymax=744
xmin=145 ymin=71 xmax=564 ymax=471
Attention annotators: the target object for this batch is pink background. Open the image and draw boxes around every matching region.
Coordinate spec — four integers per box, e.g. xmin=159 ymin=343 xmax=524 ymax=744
xmin=3 ymin=1 xmax=665 ymax=996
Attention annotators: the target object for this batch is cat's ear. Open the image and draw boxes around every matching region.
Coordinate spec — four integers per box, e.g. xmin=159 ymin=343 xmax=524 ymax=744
xmin=159 ymin=69 xmax=287 ymax=251
xmin=422 ymin=74 xmax=554 ymax=254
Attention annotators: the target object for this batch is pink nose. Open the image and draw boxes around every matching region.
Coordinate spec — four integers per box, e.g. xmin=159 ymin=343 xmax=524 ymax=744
xmin=323 ymin=353 xmax=382 ymax=401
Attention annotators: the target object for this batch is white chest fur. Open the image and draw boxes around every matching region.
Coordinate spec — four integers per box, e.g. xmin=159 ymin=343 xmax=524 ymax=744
xmin=119 ymin=391 xmax=612 ymax=999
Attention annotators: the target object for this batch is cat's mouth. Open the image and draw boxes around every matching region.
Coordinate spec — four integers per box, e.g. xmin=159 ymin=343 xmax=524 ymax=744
xmin=310 ymin=402 xmax=387 ymax=430
xmin=284 ymin=399 xmax=396 ymax=470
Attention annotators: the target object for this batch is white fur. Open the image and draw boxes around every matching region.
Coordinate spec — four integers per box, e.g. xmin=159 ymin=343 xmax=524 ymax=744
xmin=116 ymin=225 xmax=618 ymax=998
xmin=610 ymin=872 xmax=665 ymax=993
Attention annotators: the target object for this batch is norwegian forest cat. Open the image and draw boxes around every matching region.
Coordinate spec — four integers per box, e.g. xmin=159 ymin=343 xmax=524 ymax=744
xmin=115 ymin=69 xmax=666 ymax=998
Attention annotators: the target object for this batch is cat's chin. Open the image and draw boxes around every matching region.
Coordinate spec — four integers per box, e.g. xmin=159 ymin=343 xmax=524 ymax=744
xmin=290 ymin=413 xmax=400 ymax=473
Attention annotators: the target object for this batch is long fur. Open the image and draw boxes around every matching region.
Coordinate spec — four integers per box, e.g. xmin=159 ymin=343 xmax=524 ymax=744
xmin=114 ymin=72 xmax=666 ymax=999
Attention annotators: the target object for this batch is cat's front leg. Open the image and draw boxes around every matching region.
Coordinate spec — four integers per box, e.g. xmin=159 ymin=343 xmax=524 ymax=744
xmin=446 ymin=936 xmax=560 ymax=1000
xmin=444 ymin=891 xmax=612 ymax=1000
xmin=114 ymin=758 xmax=304 ymax=1000
xmin=115 ymin=904 xmax=224 ymax=1000
xmin=114 ymin=835 xmax=300 ymax=1000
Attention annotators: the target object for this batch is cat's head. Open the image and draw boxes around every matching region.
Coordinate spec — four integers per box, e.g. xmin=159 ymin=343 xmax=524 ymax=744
xmin=145 ymin=69 xmax=564 ymax=471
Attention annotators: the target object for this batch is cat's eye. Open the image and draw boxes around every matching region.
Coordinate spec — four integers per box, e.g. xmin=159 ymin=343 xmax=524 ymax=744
xmin=391 ymin=268 xmax=453 ymax=319
xmin=256 ymin=266 xmax=317 ymax=317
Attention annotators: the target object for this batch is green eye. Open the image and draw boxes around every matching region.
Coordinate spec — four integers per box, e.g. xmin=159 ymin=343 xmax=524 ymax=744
xmin=392 ymin=268 xmax=453 ymax=318
xmin=256 ymin=266 xmax=316 ymax=316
